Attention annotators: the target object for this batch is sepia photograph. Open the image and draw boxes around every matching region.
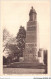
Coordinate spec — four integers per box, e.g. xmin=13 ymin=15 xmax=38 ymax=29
xmin=1 ymin=0 xmax=50 ymax=75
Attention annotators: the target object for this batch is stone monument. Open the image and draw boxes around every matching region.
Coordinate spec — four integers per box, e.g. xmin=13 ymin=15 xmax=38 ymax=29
xmin=23 ymin=7 xmax=39 ymax=64
xmin=9 ymin=7 xmax=44 ymax=68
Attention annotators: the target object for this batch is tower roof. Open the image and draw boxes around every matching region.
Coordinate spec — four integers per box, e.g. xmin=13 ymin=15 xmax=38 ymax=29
xmin=29 ymin=6 xmax=37 ymax=15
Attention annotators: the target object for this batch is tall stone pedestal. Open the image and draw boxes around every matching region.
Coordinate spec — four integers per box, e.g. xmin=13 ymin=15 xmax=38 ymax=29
xmin=23 ymin=7 xmax=39 ymax=64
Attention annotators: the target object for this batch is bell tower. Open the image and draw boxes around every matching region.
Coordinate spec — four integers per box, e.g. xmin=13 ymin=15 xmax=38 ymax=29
xmin=23 ymin=7 xmax=38 ymax=63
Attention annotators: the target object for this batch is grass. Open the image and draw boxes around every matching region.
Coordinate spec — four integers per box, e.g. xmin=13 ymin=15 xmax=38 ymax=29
xmin=3 ymin=68 xmax=45 ymax=74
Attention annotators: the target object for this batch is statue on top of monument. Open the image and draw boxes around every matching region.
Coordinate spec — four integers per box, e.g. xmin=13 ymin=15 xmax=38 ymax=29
xmin=29 ymin=6 xmax=37 ymax=21
xmin=29 ymin=6 xmax=37 ymax=15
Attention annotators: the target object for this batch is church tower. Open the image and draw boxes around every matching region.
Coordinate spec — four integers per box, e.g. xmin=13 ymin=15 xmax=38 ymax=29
xmin=23 ymin=7 xmax=38 ymax=63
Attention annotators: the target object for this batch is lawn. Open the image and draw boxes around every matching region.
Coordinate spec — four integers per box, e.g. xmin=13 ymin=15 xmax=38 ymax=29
xmin=3 ymin=68 xmax=45 ymax=74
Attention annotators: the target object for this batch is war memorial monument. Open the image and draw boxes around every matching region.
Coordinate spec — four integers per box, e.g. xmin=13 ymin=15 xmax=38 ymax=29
xmin=17 ymin=7 xmax=44 ymax=67
xmin=23 ymin=7 xmax=38 ymax=63
xmin=23 ymin=6 xmax=44 ymax=65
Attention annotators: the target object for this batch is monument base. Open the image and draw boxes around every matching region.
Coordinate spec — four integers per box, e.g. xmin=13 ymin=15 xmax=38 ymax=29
xmin=6 ymin=57 xmax=44 ymax=68
xmin=7 ymin=62 xmax=45 ymax=68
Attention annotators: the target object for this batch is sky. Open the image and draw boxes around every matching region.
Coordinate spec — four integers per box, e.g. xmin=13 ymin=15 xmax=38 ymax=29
xmin=1 ymin=0 xmax=50 ymax=50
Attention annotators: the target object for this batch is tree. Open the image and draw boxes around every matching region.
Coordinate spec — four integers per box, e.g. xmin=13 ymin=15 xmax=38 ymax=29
xmin=16 ymin=26 xmax=26 ymax=61
xmin=3 ymin=29 xmax=10 ymax=41
xmin=3 ymin=56 xmax=7 ymax=65
xmin=3 ymin=26 xmax=26 ymax=63
xmin=3 ymin=28 xmax=11 ymax=52
xmin=3 ymin=28 xmax=16 ymax=63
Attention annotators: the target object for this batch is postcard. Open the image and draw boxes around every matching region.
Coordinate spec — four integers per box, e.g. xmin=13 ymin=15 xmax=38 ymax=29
xmin=0 ymin=0 xmax=50 ymax=76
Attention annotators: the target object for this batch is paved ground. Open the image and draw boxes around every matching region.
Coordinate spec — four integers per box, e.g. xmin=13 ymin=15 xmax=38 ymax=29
xmin=3 ymin=68 xmax=45 ymax=74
